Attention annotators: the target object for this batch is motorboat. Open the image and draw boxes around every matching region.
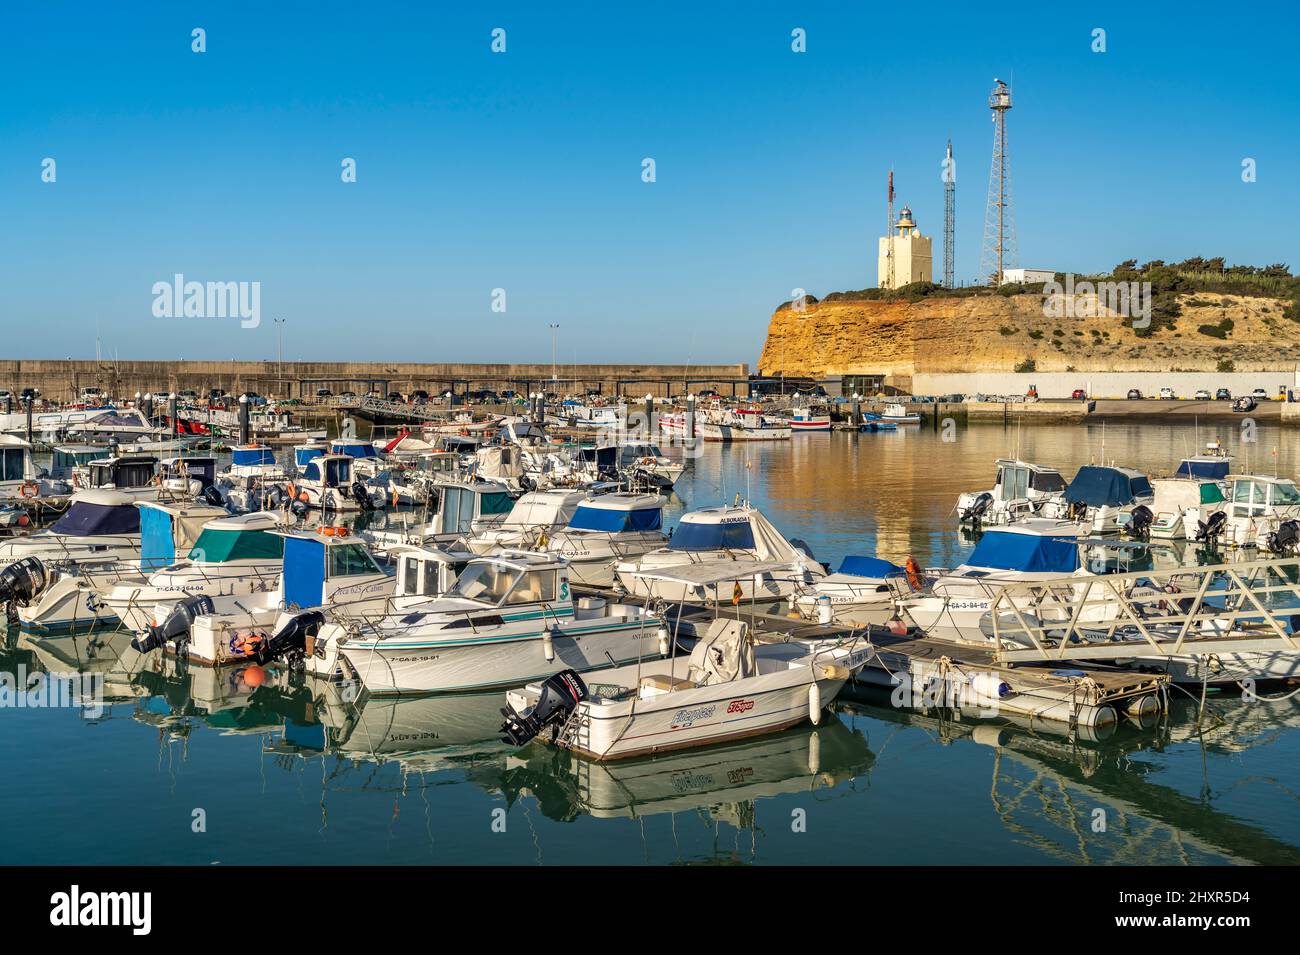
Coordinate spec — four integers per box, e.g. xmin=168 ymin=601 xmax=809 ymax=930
xmin=1222 ymin=474 xmax=1300 ymax=550
xmin=217 ymin=444 xmax=289 ymax=512
xmin=76 ymin=451 xmax=164 ymax=501
xmin=1044 ymin=464 xmax=1154 ymax=533
xmin=465 ymin=488 xmax=588 ymax=555
xmin=500 ymin=616 xmax=866 ymax=761
xmin=128 ymin=525 xmax=398 ymax=666
xmin=896 ymin=519 xmax=1140 ymax=643
xmin=291 ymin=441 xmax=328 ymax=474
xmin=95 ymin=509 xmax=288 ymax=633
xmin=329 ymin=438 xmax=385 ymax=479
xmin=285 ymin=453 xmax=385 ymax=512
xmin=9 ymin=498 xmax=228 ymax=632
xmin=956 ymin=459 xmax=1067 ymax=527
xmin=868 ymin=402 xmax=921 ymax=424
xmin=329 ymin=551 xmax=666 ymax=695
xmin=0 ymin=489 xmax=143 ymax=572
xmin=792 ymin=555 xmax=902 ymax=619
xmin=1147 ymin=477 xmax=1227 ymax=541
xmin=0 ymin=435 xmax=63 ymax=501
xmin=157 ymin=455 xmax=219 ymax=500
xmin=699 ymin=407 xmax=790 ymax=442
xmin=788 ymin=407 xmax=832 ymax=432
xmin=545 ymin=492 xmax=667 ymax=587
xmin=615 ymin=503 xmax=826 ymax=603
xmin=617 ymin=444 xmax=685 ymax=489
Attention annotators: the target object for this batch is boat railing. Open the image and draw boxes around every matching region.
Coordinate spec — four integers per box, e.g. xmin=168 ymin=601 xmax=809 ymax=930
xmin=987 ymin=555 xmax=1300 ymax=664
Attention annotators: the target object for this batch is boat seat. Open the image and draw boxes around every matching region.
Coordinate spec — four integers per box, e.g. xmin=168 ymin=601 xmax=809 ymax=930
xmin=639 ymin=674 xmax=696 ymax=694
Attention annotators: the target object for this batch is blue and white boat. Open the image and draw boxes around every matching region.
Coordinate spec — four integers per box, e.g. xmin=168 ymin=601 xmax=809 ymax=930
xmin=1047 ymin=465 xmax=1155 ymax=533
xmin=544 ymin=492 xmax=667 ymax=586
xmin=794 ymin=555 xmax=903 ymax=617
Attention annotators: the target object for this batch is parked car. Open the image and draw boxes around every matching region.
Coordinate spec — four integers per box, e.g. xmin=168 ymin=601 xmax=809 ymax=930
xmin=1215 ymin=387 xmax=1231 ymax=400
xmin=315 ymin=388 xmax=333 ymax=398
xmin=1252 ymin=388 xmax=1269 ymax=400
xmin=1193 ymin=389 xmax=1211 ymax=400
xmin=1159 ymin=387 xmax=1175 ymax=400
xmin=1127 ymin=388 xmax=1143 ymax=400
xmin=1071 ymin=389 xmax=1086 ymax=400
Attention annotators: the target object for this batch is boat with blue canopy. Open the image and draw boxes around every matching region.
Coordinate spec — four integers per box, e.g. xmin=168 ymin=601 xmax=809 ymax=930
xmin=544 ymin=492 xmax=667 ymax=586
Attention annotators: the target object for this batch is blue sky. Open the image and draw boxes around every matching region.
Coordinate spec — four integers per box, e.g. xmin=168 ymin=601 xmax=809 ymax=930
xmin=2 ymin=1 xmax=1297 ymax=367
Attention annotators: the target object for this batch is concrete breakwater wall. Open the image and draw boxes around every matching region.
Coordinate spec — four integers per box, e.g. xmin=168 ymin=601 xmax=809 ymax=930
xmin=912 ymin=371 xmax=1300 ymax=401
xmin=0 ymin=359 xmax=750 ymax=402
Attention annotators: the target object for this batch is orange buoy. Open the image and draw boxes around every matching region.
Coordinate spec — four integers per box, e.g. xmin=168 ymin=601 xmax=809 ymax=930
xmin=242 ymin=665 xmax=267 ymax=687
xmin=905 ymin=556 xmax=923 ymax=591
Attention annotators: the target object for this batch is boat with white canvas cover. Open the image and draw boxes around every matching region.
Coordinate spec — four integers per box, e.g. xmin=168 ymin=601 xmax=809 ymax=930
xmin=94 ymin=509 xmax=288 ymax=633
xmin=955 ymin=459 xmax=1067 ymax=527
xmin=465 ymin=488 xmax=588 ymax=555
xmin=1147 ymin=476 xmax=1227 ymax=540
xmin=615 ymin=503 xmax=825 ymax=603
xmin=499 ymin=611 xmax=867 ymax=761
xmin=544 ymin=492 xmax=667 ymax=587
xmin=331 ymin=551 xmax=665 ymax=695
xmin=13 ymin=499 xmax=229 ymax=632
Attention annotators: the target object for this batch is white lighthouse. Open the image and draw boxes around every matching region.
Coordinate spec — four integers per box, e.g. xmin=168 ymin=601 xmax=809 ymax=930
xmin=877 ymin=205 xmax=934 ymax=289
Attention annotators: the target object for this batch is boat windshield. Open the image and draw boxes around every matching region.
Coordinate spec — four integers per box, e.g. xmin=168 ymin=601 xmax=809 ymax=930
xmin=567 ymin=505 xmax=662 ymax=533
xmin=50 ymin=502 xmax=140 ymax=537
xmin=669 ymin=519 xmax=756 ymax=551
xmin=1275 ymin=482 xmax=1300 ymax=505
xmin=450 ymin=562 xmax=522 ymax=604
xmin=966 ymin=532 xmax=1079 ymax=573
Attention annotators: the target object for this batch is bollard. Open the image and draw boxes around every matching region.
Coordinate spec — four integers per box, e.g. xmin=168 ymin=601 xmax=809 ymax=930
xmin=686 ymin=393 xmax=696 ymax=440
xmin=238 ymin=395 xmax=251 ymax=445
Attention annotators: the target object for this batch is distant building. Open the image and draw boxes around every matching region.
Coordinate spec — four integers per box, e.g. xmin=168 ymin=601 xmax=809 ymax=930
xmin=1001 ymin=268 xmax=1056 ymax=285
xmin=877 ymin=206 xmax=933 ymax=289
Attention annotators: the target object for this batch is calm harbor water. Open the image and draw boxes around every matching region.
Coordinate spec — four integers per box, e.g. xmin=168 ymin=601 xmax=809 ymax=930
xmin=4 ymin=420 xmax=1300 ymax=865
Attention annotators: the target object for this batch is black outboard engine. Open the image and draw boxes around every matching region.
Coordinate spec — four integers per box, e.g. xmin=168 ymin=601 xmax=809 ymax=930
xmin=289 ymin=498 xmax=310 ymax=518
xmin=1195 ymin=510 xmax=1227 ymax=544
xmin=960 ymin=492 xmax=993 ymax=525
xmin=0 ymin=557 xmax=48 ymax=623
xmin=1127 ymin=504 xmax=1153 ymax=540
xmin=1267 ymin=519 xmax=1300 ymax=555
xmin=253 ymin=610 xmax=326 ymax=667
xmin=500 ymin=670 xmax=588 ymax=746
xmin=262 ymin=485 xmax=287 ymax=510
xmin=351 ymin=482 xmax=375 ymax=511
xmin=132 ymin=595 xmax=215 ymax=653
xmin=202 ymin=484 xmax=225 ymax=507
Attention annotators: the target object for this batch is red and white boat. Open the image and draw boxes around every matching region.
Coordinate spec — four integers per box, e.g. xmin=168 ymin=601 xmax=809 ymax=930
xmin=789 ymin=408 xmax=831 ymax=432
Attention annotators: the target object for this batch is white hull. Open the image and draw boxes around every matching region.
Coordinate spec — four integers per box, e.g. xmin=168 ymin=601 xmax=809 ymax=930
xmin=700 ymin=423 xmax=790 ymax=442
xmin=342 ymin=616 xmax=663 ymax=695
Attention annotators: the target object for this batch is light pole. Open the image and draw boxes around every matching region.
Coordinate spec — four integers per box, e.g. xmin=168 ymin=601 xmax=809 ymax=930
xmin=548 ymin=323 xmax=560 ymax=383
xmin=274 ymin=317 xmax=286 ymax=396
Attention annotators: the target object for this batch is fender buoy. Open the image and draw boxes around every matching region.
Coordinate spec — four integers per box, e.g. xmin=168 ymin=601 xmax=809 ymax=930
xmin=905 ymin=556 xmax=923 ymax=591
xmin=19 ymin=481 xmax=38 ymax=498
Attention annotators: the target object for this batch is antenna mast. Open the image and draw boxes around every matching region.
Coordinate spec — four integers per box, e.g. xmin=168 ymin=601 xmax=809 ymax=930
xmin=943 ymin=139 xmax=955 ymax=289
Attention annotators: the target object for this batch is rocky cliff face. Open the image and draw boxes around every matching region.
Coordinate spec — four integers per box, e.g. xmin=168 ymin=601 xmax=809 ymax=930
xmin=757 ymin=292 xmax=1295 ymax=379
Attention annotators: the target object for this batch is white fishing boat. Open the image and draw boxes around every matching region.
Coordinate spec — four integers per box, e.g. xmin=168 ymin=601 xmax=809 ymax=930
xmin=332 ymin=551 xmax=665 ymax=695
xmin=465 ymin=488 xmax=588 ymax=555
xmin=329 ymin=438 xmax=385 ymax=479
xmin=616 ymin=503 xmax=825 ymax=603
xmin=217 ymin=444 xmax=289 ymax=512
xmin=955 ymin=459 xmax=1067 ymax=527
xmin=1147 ymin=477 xmax=1227 ymax=541
xmin=874 ymin=402 xmax=921 ymax=424
xmin=545 ymin=492 xmax=667 ymax=587
xmin=788 ymin=407 xmax=832 ymax=432
xmin=699 ymin=407 xmax=790 ymax=442
xmin=500 ymin=615 xmax=866 ymax=761
xmin=0 ymin=435 xmax=63 ymax=501
xmin=95 ymin=509 xmax=288 ymax=633
xmin=285 ymin=453 xmax=384 ymax=512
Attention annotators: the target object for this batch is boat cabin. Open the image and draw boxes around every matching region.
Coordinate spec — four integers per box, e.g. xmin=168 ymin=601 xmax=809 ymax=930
xmin=299 ymin=453 xmax=355 ymax=489
xmin=668 ymin=506 xmax=758 ymax=551
xmin=48 ymin=489 xmax=143 ymax=539
xmin=0 ymin=435 xmax=39 ymax=492
xmin=160 ymin=455 xmax=217 ymax=491
xmin=86 ymin=453 xmax=159 ymax=491
xmin=431 ymin=481 xmax=515 ymax=536
xmin=443 ymin=551 xmax=571 ymax=610
xmin=1226 ymin=475 xmax=1300 ymax=519
xmin=993 ymin=459 xmax=1066 ymax=502
xmin=49 ymin=445 xmax=105 ymax=481
xmin=329 ymin=438 xmax=379 ymax=460
xmin=277 ymin=528 xmax=390 ymax=611
xmin=185 ymin=511 xmax=286 ymax=565
xmin=229 ymin=445 xmax=278 ymax=471
xmin=293 ymin=442 xmax=327 ymax=471
xmin=137 ymin=500 xmax=230 ymax=570
xmin=389 ymin=544 xmax=470 ymax=600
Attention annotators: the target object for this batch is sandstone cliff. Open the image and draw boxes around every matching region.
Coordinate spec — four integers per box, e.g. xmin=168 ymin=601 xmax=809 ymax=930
xmin=757 ymin=292 xmax=1296 ymax=379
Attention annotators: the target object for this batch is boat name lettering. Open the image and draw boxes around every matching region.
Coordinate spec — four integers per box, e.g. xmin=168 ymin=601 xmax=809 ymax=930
xmin=725 ymin=699 xmax=755 ymax=714
xmin=671 ymin=705 xmax=716 ymax=727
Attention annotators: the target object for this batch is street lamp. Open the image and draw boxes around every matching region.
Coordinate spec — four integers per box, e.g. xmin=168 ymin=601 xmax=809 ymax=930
xmin=274 ymin=318 xmax=286 ymax=395
xmin=548 ymin=323 xmax=560 ymax=382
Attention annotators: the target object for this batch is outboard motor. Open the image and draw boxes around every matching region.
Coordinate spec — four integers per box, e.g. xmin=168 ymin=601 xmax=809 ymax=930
xmin=1195 ymin=510 xmax=1227 ymax=544
xmin=0 ymin=557 xmax=48 ymax=623
xmin=253 ymin=610 xmax=326 ymax=667
xmin=1127 ymin=504 xmax=1153 ymax=540
xmin=132 ymin=595 xmax=215 ymax=653
xmin=201 ymin=484 xmax=225 ymax=507
xmin=351 ymin=482 xmax=375 ymax=511
xmin=499 ymin=669 xmax=588 ymax=746
xmin=1267 ymin=520 xmax=1300 ymax=555
xmin=959 ymin=492 xmax=993 ymax=525
xmin=290 ymin=498 xmax=310 ymax=518
xmin=1066 ymin=499 xmax=1089 ymax=522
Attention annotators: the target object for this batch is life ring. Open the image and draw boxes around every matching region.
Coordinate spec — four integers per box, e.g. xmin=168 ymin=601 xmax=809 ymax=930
xmin=904 ymin=556 xmax=924 ymax=591
xmin=19 ymin=481 xmax=39 ymax=498
xmin=318 ymin=525 xmax=348 ymax=537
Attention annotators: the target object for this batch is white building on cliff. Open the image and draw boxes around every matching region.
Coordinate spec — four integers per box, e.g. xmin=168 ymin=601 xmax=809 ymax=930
xmin=877 ymin=206 xmax=933 ymax=289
